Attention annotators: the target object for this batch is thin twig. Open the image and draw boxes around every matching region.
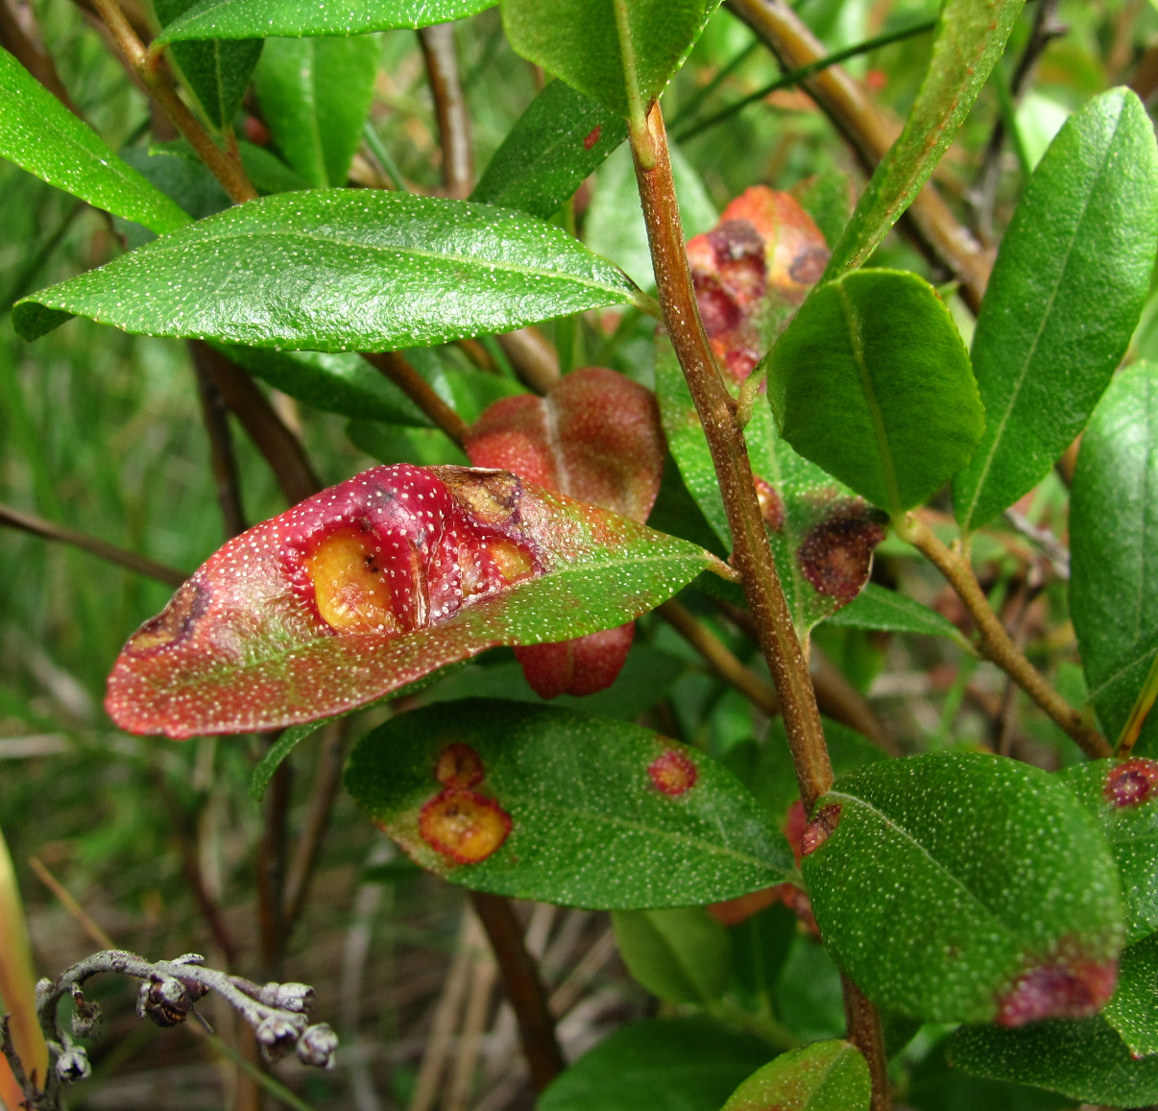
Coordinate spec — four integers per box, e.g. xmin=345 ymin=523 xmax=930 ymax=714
xmin=896 ymin=513 xmax=1109 ymax=758
xmin=418 ymin=22 xmax=474 ymax=198
xmin=362 ymin=351 xmax=471 ymax=446
xmin=726 ymin=0 xmax=993 ymax=312
xmin=841 ymin=975 xmax=890 ymax=1111
xmin=0 ymin=502 xmax=186 ymax=586
xmin=192 ymin=356 xmax=247 ymax=539
xmin=496 ymin=328 xmax=562 ymax=394
xmin=28 ymin=858 xmax=116 ymax=951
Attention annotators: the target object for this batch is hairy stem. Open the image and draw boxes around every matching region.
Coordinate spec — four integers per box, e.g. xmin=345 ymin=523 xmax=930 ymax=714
xmin=897 ymin=514 xmax=1109 ymax=758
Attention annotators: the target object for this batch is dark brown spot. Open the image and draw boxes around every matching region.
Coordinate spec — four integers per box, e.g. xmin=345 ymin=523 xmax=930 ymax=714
xmin=707 ymin=220 xmax=767 ymax=305
xmin=797 ymin=503 xmax=887 ymax=604
xmin=801 ymin=803 xmax=842 ymax=856
xmin=125 ymin=579 xmax=207 ymax=656
xmin=648 ymin=749 xmax=698 ymax=796
xmin=788 ymin=244 xmax=831 ymax=285
xmin=435 ymin=742 xmax=485 ymax=789
xmin=1105 ymin=759 xmax=1158 ymax=808
xmin=693 ymin=273 xmax=743 ymax=337
xmin=997 ymin=956 xmax=1118 ymax=1026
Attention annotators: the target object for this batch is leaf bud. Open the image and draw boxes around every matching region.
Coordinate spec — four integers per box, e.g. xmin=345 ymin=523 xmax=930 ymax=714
xmin=255 ymin=1015 xmax=302 ymax=1061
xmin=296 ymin=1023 xmax=339 ymax=1069
xmin=55 ymin=1045 xmax=91 ymax=1083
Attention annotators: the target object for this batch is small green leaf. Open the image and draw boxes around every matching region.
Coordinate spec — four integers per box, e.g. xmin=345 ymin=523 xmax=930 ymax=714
xmin=1057 ymin=758 xmax=1158 ymax=943
xmin=1070 ymin=361 xmax=1158 ymax=755
xmin=254 ymin=35 xmax=380 ymax=187
xmin=105 ymin=466 xmax=718 ymax=737
xmin=766 ymin=269 xmax=983 ymax=517
xmin=954 ymin=88 xmax=1158 ymax=531
xmin=155 ymin=0 xmax=261 ymax=131
xmin=721 ymin=1040 xmax=870 ymax=1111
xmin=0 ymin=50 xmax=189 ymax=235
xmin=501 ymin=0 xmax=719 ymax=122
xmin=1103 ymin=933 xmax=1158 ymax=1057
xmin=730 ymin=902 xmax=796 ymax=1003
xmin=471 ymin=80 xmax=626 ymax=219
xmin=345 ymin=700 xmax=793 ymax=907
xmin=537 ymin=1016 xmax=774 ymax=1111
xmin=948 ymin=1016 xmax=1158 ymax=1106
xmin=826 ymin=583 xmax=970 ymax=648
xmin=14 ymin=190 xmax=644 ymax=347
xmin=906 ymin=1036 xmax=1072 ymax=1110
xmin=802 ymin=752 xmax=1124 ymax=1024
xmin=157 ymin=0 xmax=498 ymax=40
xmin=612 ymin=907 xmax=731 ymax=1003
xmin=824 ymin=0 xmax=1024 ymax=278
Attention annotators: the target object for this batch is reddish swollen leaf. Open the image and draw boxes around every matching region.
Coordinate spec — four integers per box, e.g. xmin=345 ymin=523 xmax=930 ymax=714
xmin=686 ymin=186 xmax=829 ymax=383
xmin=465 ymin=367 xmax=666 ymax=697
xmin=105 ymin=464 xmax=715 ymax=737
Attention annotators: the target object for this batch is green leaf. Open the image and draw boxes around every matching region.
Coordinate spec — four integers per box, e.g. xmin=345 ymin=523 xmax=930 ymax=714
xmin=953 ymin=89 xmax=1158 ymax=531
xmin=824 ymin=0 xmax=1024 ymax=278
xmin=501 ymin=0 xmax=719 ymax=123
xmin=105 ymin=466 xmax=719 ymax=737
xmin=948 ymin=1016 xmax=1158 ymax=1106
xmin=155 ymin=0 xmax=261 ymax=131
xmin=344 ymin=700 xmax=793 ymax=907
xmin=254 ymin=35 xmax=380 ymax=188
xmin=1057 ymin=757 xmax=1158 ymax=943
xmin=0 ymin=50 xmax=189 ymax=235
xmin=729 ymin=902 xmax=796 ymax=1003
xmin=1070 ymin=361 xmax=1158 ymax=755
xmin=766 ymin=269 xmax=983 ymax=517
xmin=470 ymin=80 xmax=626 ymax=219
xmin=1103 ymin=932 xmax=1158 ymax=1057
xmin=721 ymin=1040 xmax=870 ymax=1111
xmin=537 ymin=1016 xmax=774 ymax=1111
xmin=802 ymin=751 xmax=1124 ymax=1024
xmin=157 ymin=0 xmax=498 ymax=40
xmin=825 ymin=583 xmax=970 ymax=648
xmin=14 ymin=190 xmax=644 ymax=347
xmin=612 ymin=907 xmax=731 ymax=1003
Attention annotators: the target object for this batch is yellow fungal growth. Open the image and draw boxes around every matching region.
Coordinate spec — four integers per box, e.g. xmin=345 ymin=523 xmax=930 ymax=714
xmin=305 ymin=529 xmax=399 ymax=633
xmin=487 ymin=539 xmax=535 ymax=584
xmin=419 ymin=788 xmax=511 ymax=864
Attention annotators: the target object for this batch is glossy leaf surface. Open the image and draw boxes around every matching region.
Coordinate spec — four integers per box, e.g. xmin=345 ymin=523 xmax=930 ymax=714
xmin=803 ymin=752 xmax=1124 ymax=1024
xmin=767 ymin=269 xmax=983 ymax=516
xmin=345 ymin=700 xmax=793 ymax=907
xmin=537 ymin=1016 xmax=773 ymax=1111
xmin=471 ymin=80 xmax=626 ymax=219
xmin=953 ymin=88 xmax=1158 ymax=531
xmin=1057 ymin=757 xmax=1158 ymax=943
xmin=612 ymin=907 xmax=731 ymax=1003
xmin=155 ymin=0 xmax=261 ymax=130
xmin=824 ymin=0 xmax=1023 ymax=277
xmin=157 ymin=0 xmax=497 ymax=39
xmin=254 ymin=35 xmax=380 ymax=187
xmin=1103 ymin=932 xmax=1158 ymax=1056
xmin=501 ymin=0 xmax=718 ymax=121
xmin=105 ymin=466 xmax=717 ymax=737
xmin=825 ymin=583 xmax=969 ymax=648
xmin=14 ymin=190 xmax=643 ymax=347
xmin=949 ymin=1017 xmax=1158 ymax=1106
xmin=0 ymin=50 xmax=189 ymax=235
xmin=1070 ymin=362 xmax=1158 ymax=754
xmin=721 ymin=1040 xmax=870 ymax=1111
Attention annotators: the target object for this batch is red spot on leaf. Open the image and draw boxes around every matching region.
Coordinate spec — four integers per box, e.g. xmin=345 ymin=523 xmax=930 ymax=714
xmin=801 ymin=803 xmax=842 ymax=856
xmin=435 ymin=742 xmax=484 ymax=789
xmin=419 ymin=787 xmax=511 ymax=864
xmin=997 ymin=953 xmax=1118 ymax=1026
xmin=1105 ymin=758 xmax=1158 ymax=808
xmin=797 ymin=500 xmax=887 ymax=604
xmin=648 ymin=748 xmax=698 ymax=796
xmin=583 ymin=124 xmax=602 ymax=150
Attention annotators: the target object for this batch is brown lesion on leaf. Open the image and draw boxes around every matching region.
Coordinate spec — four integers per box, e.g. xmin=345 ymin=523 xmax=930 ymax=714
xmin=435 ymin=742 xmax=485 ymax=789
xmin=996 ymin=948 xmax=1118 ymax=1026
xmin=418 ymin=787 xmax=512 ymax=864
xmin=801 ymin=802 xmax=842 ymax=856
xmin=648 ymin=748 xmax=698 ymax=796
xmin=1104 ymin=758 xmax=1158 ymax=808
xmin=441 ymin=467 xmax=523 ymax=526
xmin=124 ymin=578 xmax=208 ymax=656
xmin=797 ymin=499 xmax=887 ymax=605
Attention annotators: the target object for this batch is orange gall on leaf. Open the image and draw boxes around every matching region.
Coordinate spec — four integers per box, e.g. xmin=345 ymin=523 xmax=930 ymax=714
xmin=1104 ymin=758 xmax=1158 ymax=808
xmin=418 ymin=787 xmax=511 ymax=864
xmin=648 ymin=748 xmax=698 ymax=796
xmin=514 ymin=622 xmax=634 ymax=699
xmin=434 ymin=742 xmax=485 ymax=789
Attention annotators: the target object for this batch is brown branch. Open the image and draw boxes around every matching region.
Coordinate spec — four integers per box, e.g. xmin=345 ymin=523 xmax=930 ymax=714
xmin=88 ymin=0 xmax=257 ymax=204
xmin=0 ymin=502 xmax=186 ymax=586
xmin=469 ymin=893 xmax=565 ymax=1092
xmin=841 ymin=975 xmax=890 ymax=1111
xmin=496 ymin=328 xmax=562 ymax=394
xmin=630 ymin=100 xmax=833 ymax=812
xmin=361 ymin=351 xmax=471 ymax=446
xmin=726 ymin=0 xmax=993 ymax=312
xmin=191 ymin=343 xmax=322 ymax=506
xmin=418 ymin=22 xmax=474 ymax=199
xmin=897 ymin=514 xmax=1109 ymax=758
xmin=192 ymin=356 xmax=247 ymax=538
